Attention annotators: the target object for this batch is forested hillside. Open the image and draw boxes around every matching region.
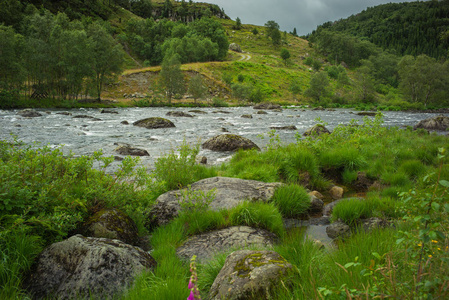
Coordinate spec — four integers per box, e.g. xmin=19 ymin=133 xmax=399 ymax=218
xmin=308 ymin=0 xmax=449 ymax=59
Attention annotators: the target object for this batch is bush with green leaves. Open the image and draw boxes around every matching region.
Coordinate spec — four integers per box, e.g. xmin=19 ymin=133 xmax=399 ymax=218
xmin=271 ymin=184 xmax=310 ymax=217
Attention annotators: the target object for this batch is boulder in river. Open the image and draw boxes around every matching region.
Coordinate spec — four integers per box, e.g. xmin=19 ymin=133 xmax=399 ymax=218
xmin=17 ymin=109 xmax=42 ymax=118
xmin=303 ymin=124 xmax=330 ymax=136
xmin=177 ymin=226 xmax=278 ymax=262
xmin=356 ymin=112 xmax=377 ymax=117
xmin=253 ymin=102 xmax=281 ymax=110
xmin=166 ymin=111 xmax=194 ymax=118
xmin=202 ymin=134 xmax=260 ymax=152
xmin=133 ymin=117 xmax=175 ymax=129
xmin=148 ymin=177 xmax=282 ymax=227
xmin=414 ymin=115 xmax=449 ymax=131
xmin=25 ymin=235 xmax=157 ymax=300
xmin=270 ymin=125 xmax=297 ymax=130
xmin=114 ymin=145 xmax=149 ymax=156
xmin=208 ymin=250 xmax=293 ymax=300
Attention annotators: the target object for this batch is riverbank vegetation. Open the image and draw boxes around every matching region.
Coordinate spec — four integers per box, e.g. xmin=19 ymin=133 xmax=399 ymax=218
xmin=1 ymin=115 xmax=448 ymax=298
xmin=1 ymin=1 xmax=449 ymax=110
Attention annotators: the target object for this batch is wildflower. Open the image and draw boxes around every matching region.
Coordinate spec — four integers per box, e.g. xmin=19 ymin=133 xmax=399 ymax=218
xmin=428 ymin=255 xmax=432 ymax=258
xmin=432 ymin=240 xmax=438 ymax=244
xmin=417 ymin=243 xmax=422 ymax=247
xmin=188 ymin=255 xmax=201 ymax=300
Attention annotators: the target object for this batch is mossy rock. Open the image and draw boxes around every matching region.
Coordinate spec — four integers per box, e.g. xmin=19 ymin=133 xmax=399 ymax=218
xmin=208 ymin=250 xmax=293 ymax=300
xmin=414 ymin=115 xmax=449 ymax=131
xmin=303 ymin=124 xmax=330 ymax=136
xmin=202 ymin=134 xmax=260 ymax=152
xmin=166 ymin=111 xmax=194 ymax=118
xmin=133 ymin=117 xmax=175 ymax=129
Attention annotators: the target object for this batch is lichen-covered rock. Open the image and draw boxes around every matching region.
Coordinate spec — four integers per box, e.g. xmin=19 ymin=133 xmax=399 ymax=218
xmin=362 ymin=217 xmax=390 ymax=232
xmin=253 ymin=102 xmax=281 ymax=110
xmin=256 ymin=110 xmax=268 ymax=114
xmin=17 ymin=109 xmax=42 ymax=117
xmin=414 ymin=115 xmax=449 ymax=131
xmin=329 ymin=185 xmax=344 ymax=200
xmin=208 ymin=250 xmax=293 ymax=300
xmin=326 ymin=221 xmax=350 ymax=239
xmin=303 ymin=124 xmax=331 ymax=136
xmin=166 ymin=111 xmax=194 ymax=118
xmin=309 ymin=195 xmax=324 ymax=213
xmin=229 ymin=43 xmax=242 ymax=52
xmin=202 ymin=134 xmax=260 ymax=152
xmin=81 ymin=209 xmax=143 ymax=248
xmin=309 ymin=191 xmax=324 ymax=199
xmin=133 ymin=117 xmax=175 ymax=129
xmin=148 ymin=177 xmax=282 ymax=227
xmin=177 ymin=226 xmax=278 ymax=262
xmin=114 ymin=145 xmax=149 ymax=156
xmin=270 ymin=125 xmax=297 ymax=130
xmin=25 ymin=235 xmax=156 ymax=300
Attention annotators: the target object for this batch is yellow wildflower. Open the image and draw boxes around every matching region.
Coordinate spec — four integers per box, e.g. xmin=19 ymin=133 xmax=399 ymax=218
xmin=432 ymin=240 xmax=438 ymax=244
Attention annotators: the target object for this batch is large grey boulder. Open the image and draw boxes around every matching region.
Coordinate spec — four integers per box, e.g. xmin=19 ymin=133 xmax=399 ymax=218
xmin=414 ymin=115 xmax=449 ymax=131
xmin=17 ymin=109 xmax=42 ymax=117
xmin=149 ymin=177 xmax=282 ymax=227
xmin=133 ymin=117 xmax=175 ymax=129
xmin=25 ymin=235 xmax=157 ymax=300
xmin=202 ymin=134 xmax=260 ymax=152
xmin=303 ymin=124 xmax=331 ymax=136
xmin=208 ymin=250 xmax=293 ymax=300
xmin=177 ymin=226 xmax=278 ymax=262
xmin=229 ymin=43 xmax=242 ymax=53
xmin=81 ymin=209 xmax=143 ymax=248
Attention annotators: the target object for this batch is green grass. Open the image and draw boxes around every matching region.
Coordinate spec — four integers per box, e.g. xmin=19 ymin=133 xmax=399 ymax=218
xmin=271 ymin=184 xmax=311 ymax=218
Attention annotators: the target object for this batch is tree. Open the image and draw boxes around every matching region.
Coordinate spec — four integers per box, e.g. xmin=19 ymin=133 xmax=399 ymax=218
xmin=355 ymin=65 xmax=376 ymax=103
xmin=305 ymin=71 xmax=330 ymax=102
xmin=292 ymin=27 xmax=298 ymax=36
xmin=265 ymin=20 xmax=281 ymax=46
xmin=160 ymin=54 xmax=185 ymax=104
xmin=87 ymin=22 xmax=125 ymax=100
xmin=0 ymin=25 xmax=25 ymax=92
xmin=188 ymin=74 xmax=207 ymax=103
xmin=280 ymin=48 xmax=291 ymax=65
xmin=233 ymin=17 xmax=242 ymax=30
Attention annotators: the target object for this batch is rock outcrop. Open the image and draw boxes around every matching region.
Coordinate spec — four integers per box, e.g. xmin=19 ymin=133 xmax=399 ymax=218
xmin=149 ymin=177 xmax=282 ymax=227
xmin=202 ymin=134 xmax=260 ymax=152
xmin=25 ymin=235 xmax=156 ymax=300
xmin=229 ymin=43 xmax=242 ymax=53
xmin=133 ymin=117 xmax=175 ymax=129
xmin=177 ymin=226 xmax=278 ymax=262
xmin=208 ymin=250 xmax=293 ymax=300
xmin=414 ymin=115 xmax=449 ymax=131
xmin=303 ymin=124 xmax=331 ymax=136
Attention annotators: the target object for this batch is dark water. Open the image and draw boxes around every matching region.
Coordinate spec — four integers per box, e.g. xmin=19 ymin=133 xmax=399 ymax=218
xmin=1 ymin=107 xmax=447 ymax=171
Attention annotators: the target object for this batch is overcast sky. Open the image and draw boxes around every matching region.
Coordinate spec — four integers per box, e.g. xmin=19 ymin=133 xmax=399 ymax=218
xmin=195 ymin=0 xmax=416 ymax=35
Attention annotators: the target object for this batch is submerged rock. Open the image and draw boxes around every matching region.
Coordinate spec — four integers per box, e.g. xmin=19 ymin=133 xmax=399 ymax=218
xmin=208 ymin=250 xmax=293 ymax=300
xmin=25 ymin=235 xmax=156 ymax=300
xmin=270 ymin=125 xmax=297 ymax=130
xmin=114 ymin=145 xmax=149 ymax=156
xmin=17 ymin=109 xmax=42 ymax=118
xmin=133 ymin=117 xmax=175 ymax=129
xmin=166 ymin=111 xmax=194 ymax=118
xmin=177 ymin=226 xmax=278 ymax=262
xmin=202 ymin=134 xmax=260 ymax=152
xmin=414 ymin=115 xmax=449 ymax=131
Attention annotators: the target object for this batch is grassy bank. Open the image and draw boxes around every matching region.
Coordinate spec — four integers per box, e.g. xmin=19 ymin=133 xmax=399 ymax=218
xmin=1 ymin=116 xmax=448 ymax=299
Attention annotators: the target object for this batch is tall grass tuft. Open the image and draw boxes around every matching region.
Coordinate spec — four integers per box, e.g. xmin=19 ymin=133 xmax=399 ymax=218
xmin=229 ymin=201 xmax=285 ymax=237
xmin=331 ymin=198 xmax=373 ymax=225
xmin=271 ymin=184 xmax=310 ymax=218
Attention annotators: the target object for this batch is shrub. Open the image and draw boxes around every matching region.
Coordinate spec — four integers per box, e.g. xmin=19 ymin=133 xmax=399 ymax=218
xmin=271 ymin=184 xmax=310 ymax=217
xmin=211 ymin=97 xmax=229 ymax=107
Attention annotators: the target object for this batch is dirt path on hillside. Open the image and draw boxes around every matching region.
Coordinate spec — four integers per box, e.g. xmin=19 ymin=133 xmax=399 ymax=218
xmin=238 ymin=53 xmax=251 ymax=61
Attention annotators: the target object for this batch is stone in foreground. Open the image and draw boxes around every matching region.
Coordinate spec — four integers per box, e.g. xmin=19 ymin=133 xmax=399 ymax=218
xmin=133 ymin=117 xmax=175 ymax=129
xmin=177 ymin=226 xmax=278 ymax=262
xmin=202 ymin=134 xmax=260 ymax=152
xmin=25 ymin=235 xmax=156 ymax=300
xmin=208 ymin=250 xmax=293 ymax=300
xmin=149 ymin=177 xmax=282 ymax=227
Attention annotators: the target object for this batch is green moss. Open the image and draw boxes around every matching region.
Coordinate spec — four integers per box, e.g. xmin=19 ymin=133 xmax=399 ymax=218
xmin=233 ymin=252 xmax=288 ymax=278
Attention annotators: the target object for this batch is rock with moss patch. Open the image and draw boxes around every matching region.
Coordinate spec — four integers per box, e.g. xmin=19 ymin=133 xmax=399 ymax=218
xmin=148 ymin=177 xmax=282 ymax=227
xmin=114 ymin=145 xmax=149 ymax=156
xmin=229 ymin=43 xmax=242 ymax=53
xmin=414 ymin=115 xmax=449 ymax=131
xmin=326 ymin=221 xmax=350 ymax=239
xmin=177 ymin=226 xmax=278 ymax=262
xmin=81 ymin=209 xmax=144 ymax=249
xmin=208 ymin=250 xmax=293 ymax=300
xmin=329 ymin=185 xmax=344 ymax=200
xmin=303 ymin=124 xmax=330 ymax=136
xmin=25 ymin=235 xmax=156 ymax=300
xmin=133 ymin=117 xmax=175 ymax=129
xmin=202 ymin=134 xmax=260 ymax=152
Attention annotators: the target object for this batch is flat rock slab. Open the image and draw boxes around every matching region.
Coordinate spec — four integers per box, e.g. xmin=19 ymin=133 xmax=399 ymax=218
xmin=177 ymin=226 xmax=278 ymax=262
xmin=133 ymin=117 xmax=175 ymax=129
xmin=208 ymin=250 xmax=293 ymax=300
xmin=25 ymin=235 xmax=156 ymax=300
xmin=202 ymin=134 xmax=260 ymax=152
xmin=149 ymin=177 xmax=282 ymax=227
xmin=166 ymin=111 xmax=194 ymax=117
